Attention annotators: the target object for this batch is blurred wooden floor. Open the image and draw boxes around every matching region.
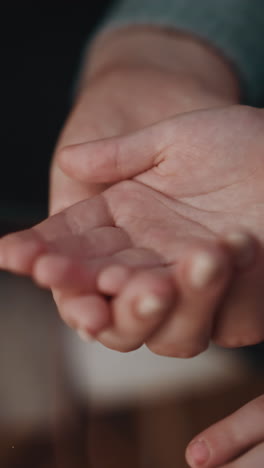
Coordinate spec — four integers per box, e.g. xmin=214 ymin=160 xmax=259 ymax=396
xmin=1 ymin=372 xmax=264 ymax=468
xmin=1 ymin=247 xmax=263 ymax=468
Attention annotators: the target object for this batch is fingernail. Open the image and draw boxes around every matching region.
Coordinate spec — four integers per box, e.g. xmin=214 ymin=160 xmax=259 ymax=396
xmin=137 ymin=295 xmax=167 ymax=318
xmin=224 ymin=231 xmax=255 ymax=267
xmin=189 ymin=252 xmax=223 ymax=289
xmin=187 ymin=439 xmax=210 ymax=466
xmin=77 ymin=329 xmax=94 ymax=342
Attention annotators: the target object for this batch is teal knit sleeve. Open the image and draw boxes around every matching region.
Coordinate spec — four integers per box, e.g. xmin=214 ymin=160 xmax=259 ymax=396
xmin=98 ymin=0 xmax=264 ymax=106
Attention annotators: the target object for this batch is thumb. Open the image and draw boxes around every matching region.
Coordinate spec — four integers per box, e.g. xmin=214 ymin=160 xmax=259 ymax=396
xmin=58 ymin=122 xmax=172 ymax=183
xmin=185 ymin=396 xmax=264 ymax=468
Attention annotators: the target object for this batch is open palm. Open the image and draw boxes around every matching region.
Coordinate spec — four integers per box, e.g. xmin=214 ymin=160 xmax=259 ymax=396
xmin=1 ymin=106 xmax=264 ymax=355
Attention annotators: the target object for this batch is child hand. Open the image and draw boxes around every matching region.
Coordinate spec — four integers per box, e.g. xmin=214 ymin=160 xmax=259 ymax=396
xmin=0 ymin=106 xmax=263 ymax=355
xmin=186 ymin=395 xmax=264 ymax=467
xmin=0 ymin=181 xmax=235 ymax=355
xmin=58 ymin=104 xmax=264 ymax=349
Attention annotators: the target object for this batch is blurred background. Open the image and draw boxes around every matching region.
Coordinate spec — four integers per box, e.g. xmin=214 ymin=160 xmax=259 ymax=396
xmin=0 ymin=3 xmax=264 ymax=468
xmin=0 ymin=2 xmax=112 ymax=230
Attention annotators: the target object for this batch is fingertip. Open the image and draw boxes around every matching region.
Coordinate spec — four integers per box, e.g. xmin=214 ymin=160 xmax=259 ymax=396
xmin=122 ymin=269 xmax=176 ymax=321
xmin=77 ymin=328 xmax=95 ymax=343
xmin=57 ymin=144 xmax=76 ymax=170
xmin=58 ymin=143 xmax=91 ymax=181
xmin=97 ymin=264 xmax=132 ymax=294
xmin=178 ymin=242 xmax=232 ymax=293
xmin=61 ymin=294 xmax=112 ymax=335
xmin=185 ymin=439 xmax=211 ymax=467
xmin=33 ymin=254 xmax=96 ymax=291
xmin=136 ymin=293 xmax=173 ymax=319
xmin=0 ymin=235 xmax=46 ymax=274
xmin=33 ymin=254 xmax=74 ymax=288
xmin=188 ymin=250 xmax=228 ymax=290
xmin=102 ymin=268 xmax=176 ymax=352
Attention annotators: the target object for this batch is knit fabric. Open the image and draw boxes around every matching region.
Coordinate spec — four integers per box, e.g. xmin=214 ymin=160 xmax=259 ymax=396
xmin=98 ymin=0 xmax=264 ymax=106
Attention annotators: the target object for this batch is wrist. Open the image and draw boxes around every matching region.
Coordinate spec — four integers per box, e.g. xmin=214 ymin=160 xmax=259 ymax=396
xmin=81 ymin=26 xmax=240 ymax=105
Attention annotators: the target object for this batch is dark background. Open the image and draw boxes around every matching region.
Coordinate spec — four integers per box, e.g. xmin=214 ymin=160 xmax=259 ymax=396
xmin=0 ymin=2 xmax=112 ymax=226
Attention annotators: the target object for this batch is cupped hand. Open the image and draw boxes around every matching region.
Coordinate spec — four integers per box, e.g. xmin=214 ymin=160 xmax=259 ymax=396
xmin=0 ymin=179 xmax=236 ymax=355
xmin=50 ymin=64 xmax=221 ymax=214
xmin=186 ymin=394 xmax=264 ymax=467
xmin=0 ymin=106 xmax=263 ymax=356
xmin=45 ymin=29 xmax=241 ymax=354
xmin=58 ymin=104 xmax=264 ymax=350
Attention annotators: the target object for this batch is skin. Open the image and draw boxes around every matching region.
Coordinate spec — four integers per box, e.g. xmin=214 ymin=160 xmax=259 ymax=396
xmin=1 ymin=29 xmax=262 ymax=355
xmin=50 ymin=27 xmax=239 ymax=214
xmin=186 ymin=394 xmax=264 ymax=467
xmin=47 ymin=28 xmax=242 ymax=353
xmin=0 ymin=27 xmax=262 ymax=467
xmin=58 ymin=104 xmax=264 ymax=352
xmin=0 ymin=105 xmax=263 ymax=357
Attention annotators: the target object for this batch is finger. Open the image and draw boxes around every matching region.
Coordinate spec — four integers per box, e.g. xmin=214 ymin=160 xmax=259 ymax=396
xmin=97 ymin=247 xmax=163 ymax=294
xmin=33 ymin=247 xmax=163 ymax=292
xmin=32 ymin=254 xmax=101 ymax=292
xmin=0 ymin=224 xmax=130 ymax=281
xmin=186 ymin=395 xmax=264 ymax=468
xmin=97 ymin=264 xmax=132 ymax=295
xmin=213 ymin=232 xmax=264 ymax=347
xmin=222 ymin=442 xmax=264 ymax=468
xmin=57 ymin=293 xmax=112 ymax=339
xmin=0 ymin=229 xmax=46 ymax=274
xmin=146 ymin=242 xmax=233 ymax=358
xmin=0 ymin=193 xmax=115 ymax=276
xmin=58 ymin=119 xmax=174 ymax=183
xmin=221 ymin=230 xmax=256 ymax=269
xmin=96 ymin=269 xmax=176 ymax=352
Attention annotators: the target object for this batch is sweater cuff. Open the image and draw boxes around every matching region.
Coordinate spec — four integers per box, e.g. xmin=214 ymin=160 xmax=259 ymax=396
xmin=97 ymin=0 xmax=264 ymax=106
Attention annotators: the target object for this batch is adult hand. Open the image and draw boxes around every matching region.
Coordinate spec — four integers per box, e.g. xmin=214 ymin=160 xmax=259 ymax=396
xmin=50 ymin=27 xmax=238 ymax=214
xmin=56 ymin=104 xmax=264 ymax=352
xmin=1 ymin=106 xmax=263 ymax=357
